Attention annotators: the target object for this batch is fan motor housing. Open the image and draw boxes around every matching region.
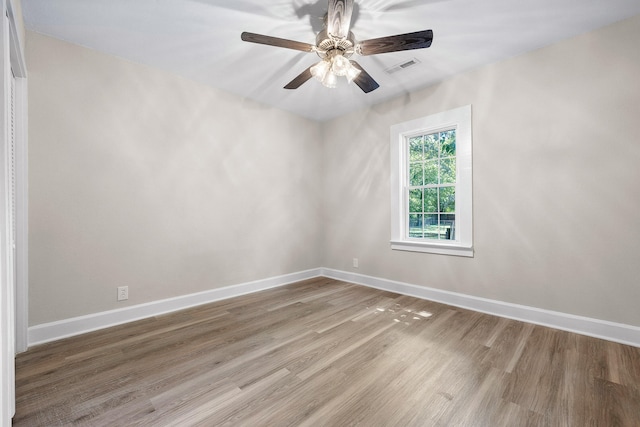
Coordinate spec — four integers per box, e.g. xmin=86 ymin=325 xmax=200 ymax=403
xmin=315 ymin=29 xmax=356 ymax=59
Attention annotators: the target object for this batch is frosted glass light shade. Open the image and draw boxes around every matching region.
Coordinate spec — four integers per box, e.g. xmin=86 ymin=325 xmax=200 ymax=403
xmin=310 ymin=60 xmax=330 ymax=80
xmin=345 ymin=65 xmax=361 ymax=83
xmin=310 ymin=54 xmax=360 ymax=88
xmin=331 ymin=55 xmax=351 ymax=76
xmin=322 ymin=71 xmax=337 ymax=88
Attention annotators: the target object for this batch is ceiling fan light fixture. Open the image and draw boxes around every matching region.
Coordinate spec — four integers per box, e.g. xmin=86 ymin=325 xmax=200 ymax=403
xmin=310 ymin=50 xmax=361 ymax=88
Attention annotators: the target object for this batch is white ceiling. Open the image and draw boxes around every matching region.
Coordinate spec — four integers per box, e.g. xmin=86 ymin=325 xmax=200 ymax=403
xmin=21 ymin=0 xmax=640 ymax=121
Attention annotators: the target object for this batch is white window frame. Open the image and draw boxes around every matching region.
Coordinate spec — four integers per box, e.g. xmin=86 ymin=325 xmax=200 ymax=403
xmin=390 ymin=105 xmax=473 ymax=257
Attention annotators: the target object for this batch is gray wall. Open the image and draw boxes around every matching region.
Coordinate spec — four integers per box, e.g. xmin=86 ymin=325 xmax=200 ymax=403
xmin=27 ymin=32 xmax=322 ymax=325
xmin=322 ymin=15 xmax=640 ymax=326
xmin=27 ymin=14 xmax=640 ymax=328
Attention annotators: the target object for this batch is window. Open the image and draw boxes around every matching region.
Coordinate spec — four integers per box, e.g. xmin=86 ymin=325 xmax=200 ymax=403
xmin=390 ymin=105 xmax=473 ymax=257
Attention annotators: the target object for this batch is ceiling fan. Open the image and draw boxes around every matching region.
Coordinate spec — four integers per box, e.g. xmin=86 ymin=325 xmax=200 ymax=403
xmin=240 ymin=0 xmax=433 ymax=93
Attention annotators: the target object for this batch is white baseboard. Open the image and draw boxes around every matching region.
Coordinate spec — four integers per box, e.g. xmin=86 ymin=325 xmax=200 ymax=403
xmin=28 ymin=267 xmax=640 ymax=348
xmin=28 ymin=268 xmax=323 ymax=346
xmin=321 ymin=268 xmax=640 ymax=348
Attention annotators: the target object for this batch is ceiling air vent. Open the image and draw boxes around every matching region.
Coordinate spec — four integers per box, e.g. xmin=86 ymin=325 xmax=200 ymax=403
xmin=384 ymin=58 xmax=421 ymax=75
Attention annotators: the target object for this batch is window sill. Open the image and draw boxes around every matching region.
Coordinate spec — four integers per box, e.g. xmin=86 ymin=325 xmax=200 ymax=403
xmin=390 ymin=240 xmax=474 ymax=257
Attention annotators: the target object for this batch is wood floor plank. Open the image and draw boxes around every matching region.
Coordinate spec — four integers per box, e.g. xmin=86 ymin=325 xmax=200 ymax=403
xmin=13 ymin=279 xmax=640 ymax=426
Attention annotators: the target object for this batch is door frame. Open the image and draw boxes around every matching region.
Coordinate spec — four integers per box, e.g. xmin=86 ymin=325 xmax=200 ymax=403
xmin=1 ymin=0 xmax=27 ymax=423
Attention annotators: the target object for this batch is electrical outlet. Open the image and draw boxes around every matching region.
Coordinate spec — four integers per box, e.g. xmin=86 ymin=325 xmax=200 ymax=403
xmin=117 ymin=286 xmax=128 ymax=301
xmin=353 ymin=258 xmax=359 ymax=268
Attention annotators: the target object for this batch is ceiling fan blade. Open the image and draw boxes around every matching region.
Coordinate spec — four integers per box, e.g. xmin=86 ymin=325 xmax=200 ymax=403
xmin=327 ymin=0 xmax=354 ymax=39
xmin=241 ymin=32 xmax=315 ymax=52
xmin=357 ymin=29 xmax=433 ymax=56
xmin=284 ymin=66 xmax=313 ymax=89
xmin=350 ymin=61 xmax=379 ymax=93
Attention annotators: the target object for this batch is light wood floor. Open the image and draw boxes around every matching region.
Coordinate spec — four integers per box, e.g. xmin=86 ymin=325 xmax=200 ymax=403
xmin=14 ymin=278 xmax=640 ymax=426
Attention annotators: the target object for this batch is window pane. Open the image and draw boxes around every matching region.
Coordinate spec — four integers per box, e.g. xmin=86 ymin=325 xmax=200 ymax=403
xmin=409 ymin=162 xmax=423 ymax=187
xmin=409 ymin=137 xmax=423 ymax=162
xmin=424 ymin=160 xmax=438 ymax=184
xmin=409 ymin=189 xmax=423 ymax=213
xmin=402 ymin=127 xmax=460 ymax=242
xmin=440 ymin=213 xmax=455 ymax=221
xmin=440 ymin=157 xmax=456 ymax=184
xmin=424 ymin=188 xmax=438 ymax=212
xmin=441 ymin=130 xmax=456 ymax=157
xmin=408 ymin=214 xmax=423 ymax=238
xmin=424 ymin=134 xmax=439 ymax=160
xmin=424 ymin=214 xmax=439 ymax=239
xmin=440 ymin=214 xmax=456 ymax=240
xmin=439 ymin=187 xmax=455 ymax=213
